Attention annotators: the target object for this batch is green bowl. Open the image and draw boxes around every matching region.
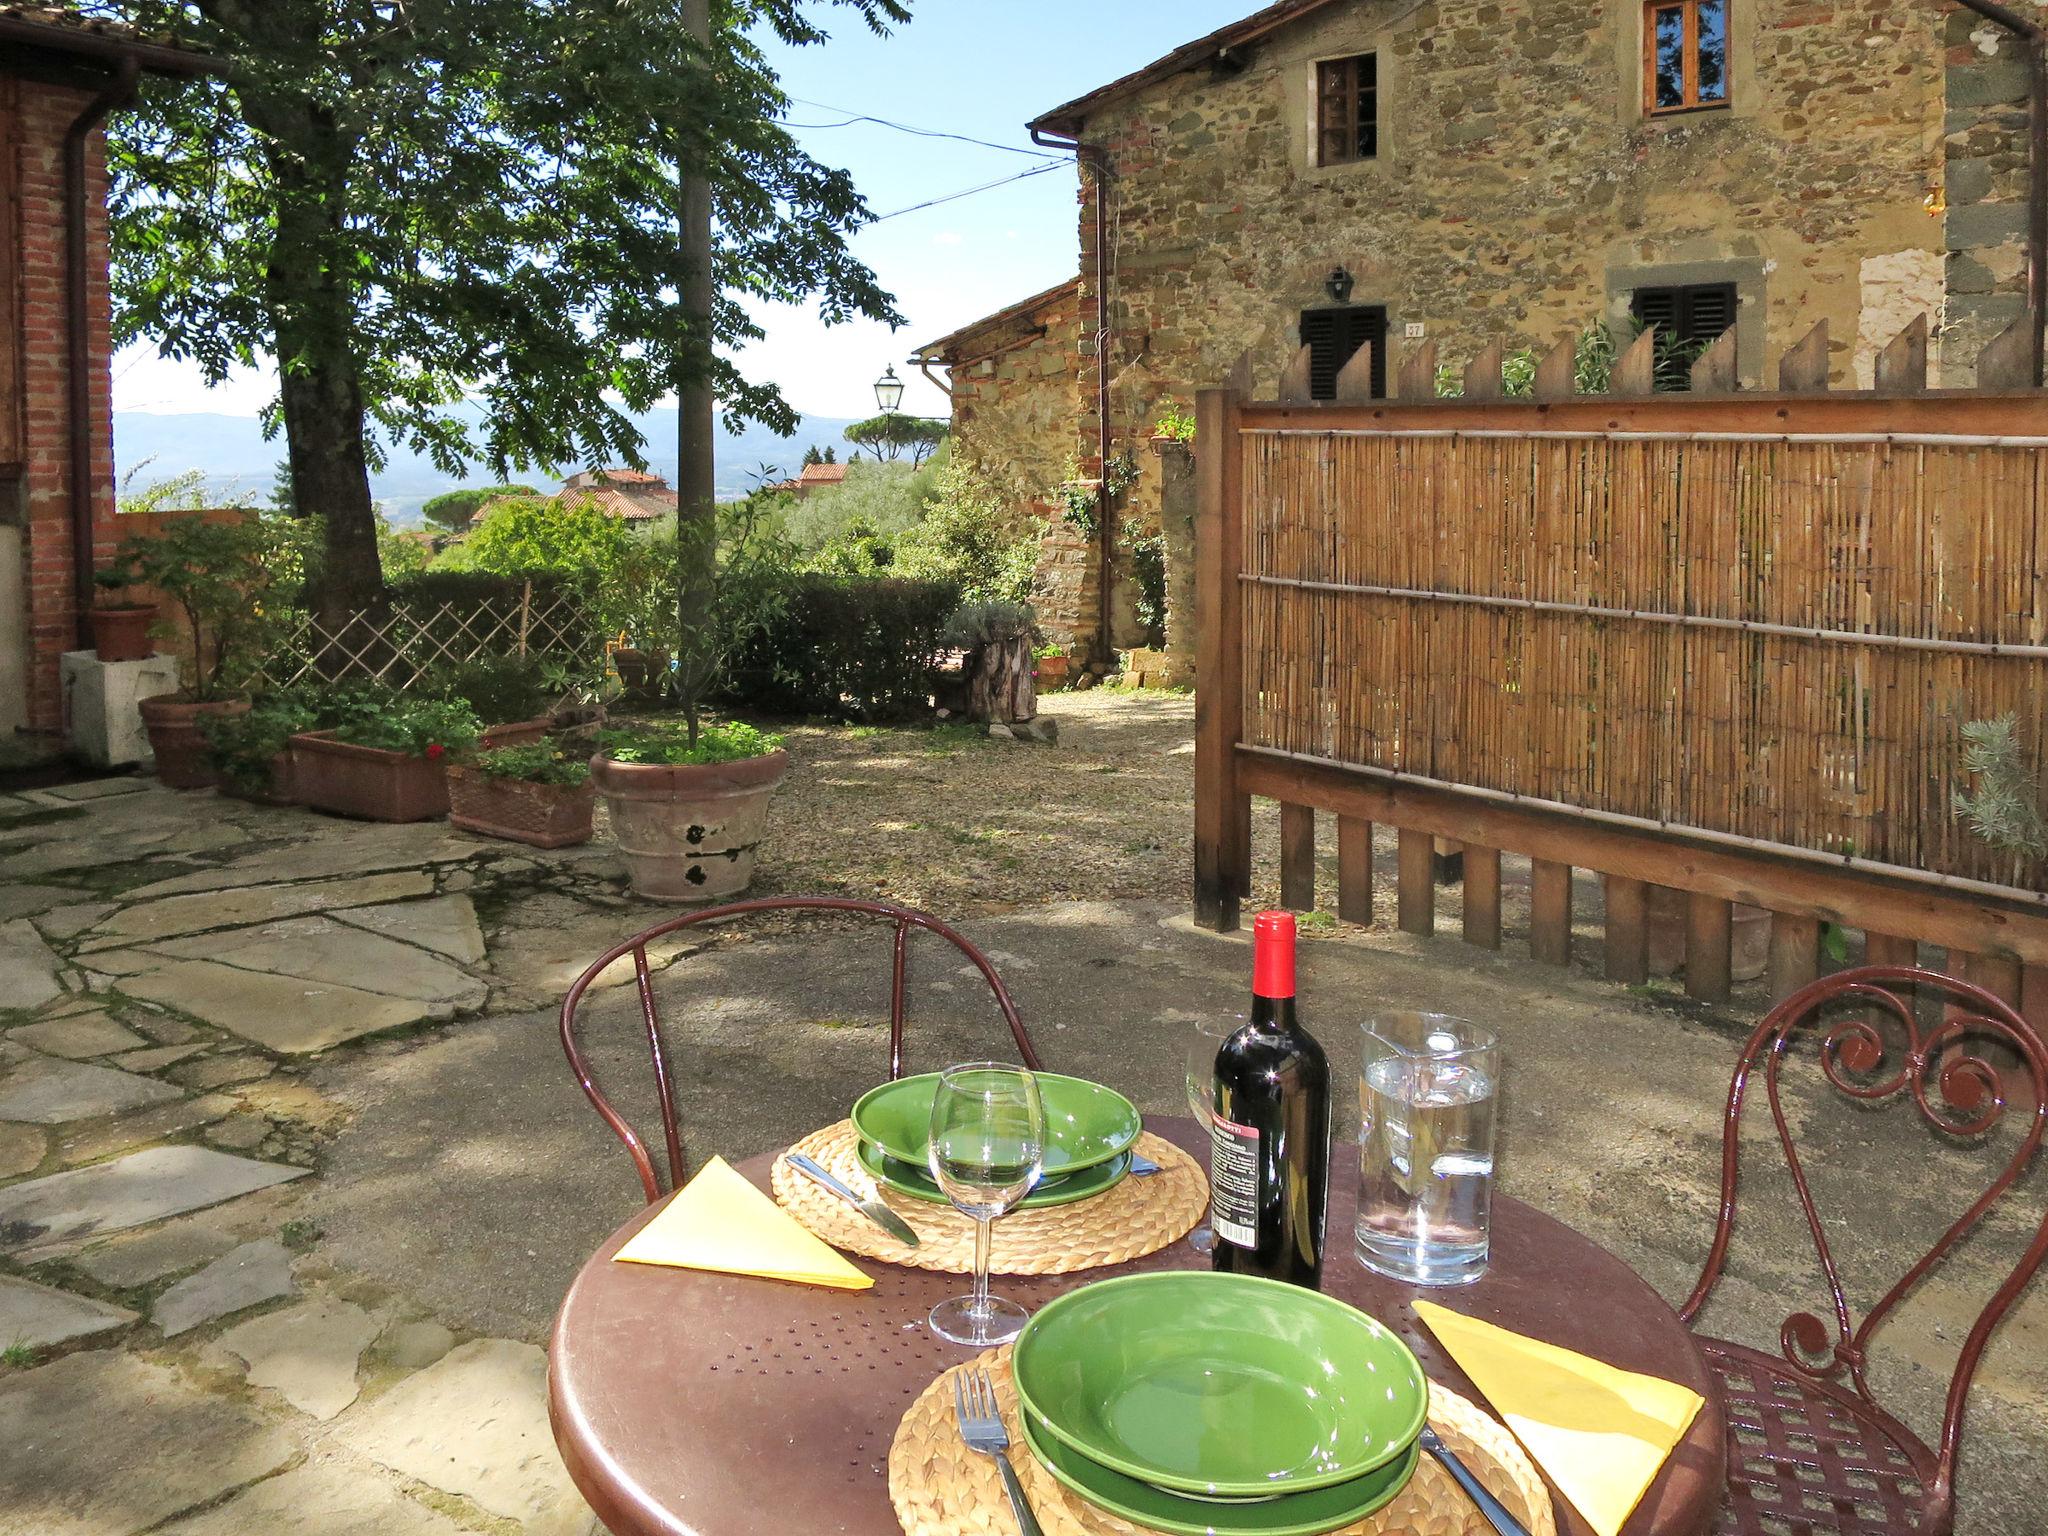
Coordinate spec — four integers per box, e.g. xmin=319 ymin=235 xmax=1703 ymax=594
xmin=1011 ymin=1273 xmax=1428 ymax=1498
xmin=1020 ymin=1409 xmax=1420 ymax=1536
xmin=855 ymin=1139 xmax=1132 ymax=1209
xmin=850 ymin=1072 xmax=1141 ymax=1177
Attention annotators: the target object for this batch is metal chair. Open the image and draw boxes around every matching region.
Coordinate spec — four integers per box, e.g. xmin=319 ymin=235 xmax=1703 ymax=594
xmin=1681 ymin=965 xmax=2048 ymax=1535
xmin=558 ymin=895 xmax=1041 ymax=1204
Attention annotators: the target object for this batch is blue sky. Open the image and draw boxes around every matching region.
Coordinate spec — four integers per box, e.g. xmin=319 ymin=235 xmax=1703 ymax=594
xmin=111 ymin=0 xmax=1255 ymax=424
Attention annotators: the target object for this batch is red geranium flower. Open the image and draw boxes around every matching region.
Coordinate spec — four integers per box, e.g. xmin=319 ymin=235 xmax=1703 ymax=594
xmin=425 ymin=743 xmax=445 ymax=760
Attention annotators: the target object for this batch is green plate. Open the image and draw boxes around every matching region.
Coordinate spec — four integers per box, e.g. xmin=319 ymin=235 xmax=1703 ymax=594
xmin=855 ymin=1139 xmax=1132 ymax=1209
xmin=1012 ymin=1273 xmax=1428 ymax=1498
xmin=1020 ymin=1409 xmax=1420 ymax=1536
xmin=850 ymin=1072 xmax=1141 ymax=1177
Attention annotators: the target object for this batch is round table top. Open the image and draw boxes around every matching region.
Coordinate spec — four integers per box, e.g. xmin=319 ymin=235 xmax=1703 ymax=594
xmin=548 ymin=1117 xmax=1725 ymax=1536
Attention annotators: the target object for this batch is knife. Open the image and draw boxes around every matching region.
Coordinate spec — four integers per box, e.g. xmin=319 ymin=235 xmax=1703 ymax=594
xmin=785 ymin=1153 xmax=921 ymax=1247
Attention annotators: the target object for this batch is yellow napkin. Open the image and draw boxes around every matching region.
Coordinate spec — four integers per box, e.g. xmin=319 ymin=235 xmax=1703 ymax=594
xmin=1415 ymin=1299 xmax=1703 ymax=1536
xmin=613 ymin=1155 xmax=873 ymax=1290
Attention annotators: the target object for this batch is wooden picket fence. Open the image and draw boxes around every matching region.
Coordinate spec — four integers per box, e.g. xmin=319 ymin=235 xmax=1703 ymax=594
xmin=1193 ymin=310 xmax=2048 ymax=1030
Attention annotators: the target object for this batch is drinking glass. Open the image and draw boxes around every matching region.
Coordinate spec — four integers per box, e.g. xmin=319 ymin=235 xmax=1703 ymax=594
xmin=927 ymin=1061 xmax=1046 ymax=1346
xmin=1355 ymin=1013 xmax=1499 ymax=1286
xmin=1184 ymin=1014 xmax=1240 ymax=1253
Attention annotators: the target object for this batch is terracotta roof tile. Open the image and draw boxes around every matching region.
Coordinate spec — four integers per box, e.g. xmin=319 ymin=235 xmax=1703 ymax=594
xmin=798 ymin=462 xmax=850 ymax=485
xmin=0 ymin=4 xmax=219 ymax=68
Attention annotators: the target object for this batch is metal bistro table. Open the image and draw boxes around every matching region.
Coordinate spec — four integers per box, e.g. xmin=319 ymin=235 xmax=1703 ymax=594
xmin=549 ymin=1117 xmax=1726 ymax=1536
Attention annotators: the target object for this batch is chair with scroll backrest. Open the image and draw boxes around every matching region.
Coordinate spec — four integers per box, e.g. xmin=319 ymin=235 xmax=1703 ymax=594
xmin=1681 ymin=965 xmax=2048 ymax=1535
xmin=558 ymin=895 xmax=1042 ymax=1205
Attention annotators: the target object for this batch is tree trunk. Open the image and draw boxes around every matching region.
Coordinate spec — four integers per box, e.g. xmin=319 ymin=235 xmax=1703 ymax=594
xmin=967 ymin=636 xmax=1036 ymax=724
xmin=673 ymin=0 xmax=717 ymax=742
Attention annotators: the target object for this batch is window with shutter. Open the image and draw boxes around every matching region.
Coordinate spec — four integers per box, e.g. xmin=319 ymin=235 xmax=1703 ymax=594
xmin=1629 ymin=282 xmax=1736 ymax=391
xmin=1299 ymin=307 xmax=1387 ymax=400
xmin=1316 ymin=54 xmax=1379 ymax=166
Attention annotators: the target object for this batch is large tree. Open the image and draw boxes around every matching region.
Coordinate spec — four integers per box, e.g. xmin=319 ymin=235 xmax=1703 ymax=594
xmin=99 ymin=0 xmax=908 ymax=611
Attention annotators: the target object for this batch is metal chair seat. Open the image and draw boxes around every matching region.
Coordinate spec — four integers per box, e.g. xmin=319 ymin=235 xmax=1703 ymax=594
xmin=1699 ymin=1336 xmax=1936 ymax=1535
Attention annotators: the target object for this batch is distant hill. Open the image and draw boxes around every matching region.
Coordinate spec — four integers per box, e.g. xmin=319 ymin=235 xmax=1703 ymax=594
xmin=113 ymin=408 xmax=869 ymax=523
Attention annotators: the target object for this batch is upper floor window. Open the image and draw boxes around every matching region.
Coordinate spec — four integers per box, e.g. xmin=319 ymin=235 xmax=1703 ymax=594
xmin=1644 ymin=0 xmax=1728 ymax=115
xmin=1316 ymin=53 xmax=1379 ymax=166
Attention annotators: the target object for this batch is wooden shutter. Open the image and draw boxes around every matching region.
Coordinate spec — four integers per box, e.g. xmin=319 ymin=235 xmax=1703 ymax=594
xmin=1300 ymin=307 xmax=1387 ymax=400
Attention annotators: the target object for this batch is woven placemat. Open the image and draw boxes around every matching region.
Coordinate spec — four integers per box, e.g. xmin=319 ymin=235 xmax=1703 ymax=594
xmin=770 ymin=1121 xmax=1207 ymax=1276
xmin=888 ymin=1348 xmax=1556 ymax=1536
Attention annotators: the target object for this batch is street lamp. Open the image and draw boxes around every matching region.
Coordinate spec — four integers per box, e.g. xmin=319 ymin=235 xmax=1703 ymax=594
xmin=873 ymin=365 xmax=905 ymax=415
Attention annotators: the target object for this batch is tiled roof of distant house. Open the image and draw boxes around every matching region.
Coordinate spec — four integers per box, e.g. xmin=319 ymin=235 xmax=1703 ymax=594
xmin=470 ymin=472 xmax=679 ymax=525
xmin=799 ymin=462 xmax=849 ymax=487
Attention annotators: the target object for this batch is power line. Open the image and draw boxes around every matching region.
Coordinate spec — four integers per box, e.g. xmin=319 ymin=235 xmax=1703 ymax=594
xmin=778 ymin=94 xmax=1064 ymax=161
xmin=867 ymin=161 xmax=1065 ymax=222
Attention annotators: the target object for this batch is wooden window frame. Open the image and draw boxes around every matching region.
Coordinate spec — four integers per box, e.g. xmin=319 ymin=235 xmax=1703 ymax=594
xmin=1315 ymin=53 xmax=1379 ymax=168
xmin=1642 ymin=0 xmax=1729 ymax=117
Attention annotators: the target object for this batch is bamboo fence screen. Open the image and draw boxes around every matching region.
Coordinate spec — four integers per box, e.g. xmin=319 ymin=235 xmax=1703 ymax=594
xmin=1234 ymin=426 xmax=2047 ymax=898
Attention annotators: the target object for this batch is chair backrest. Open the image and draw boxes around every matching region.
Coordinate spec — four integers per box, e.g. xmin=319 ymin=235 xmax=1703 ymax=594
xmin=1679 ymin=964 xmax=2048 ymax=1499
xmin=558 ymin=895 xmax=1041 ymax=1205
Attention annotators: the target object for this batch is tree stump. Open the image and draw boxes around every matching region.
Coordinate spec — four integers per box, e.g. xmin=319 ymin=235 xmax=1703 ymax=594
xmin=966 ymin=635 xmax=1037 ymax=724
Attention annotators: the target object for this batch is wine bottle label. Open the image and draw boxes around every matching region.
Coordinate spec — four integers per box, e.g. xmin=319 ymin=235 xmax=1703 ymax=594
xmin=1208 ymin=1115 xmax=1261 ymax=1249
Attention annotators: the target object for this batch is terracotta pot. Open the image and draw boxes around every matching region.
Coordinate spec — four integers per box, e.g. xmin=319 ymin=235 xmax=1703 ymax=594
xmin=591 ymin=748 xmax=788 ymax=901
xmin=1646 ymin=887 xmax=1772 ymax=982
xmin=479 ymin=715 xmax=552 ymax=748
xmin=217 ymin=750 xmax=295 ymax=806
xmin=289 ymin=731 xmax=449 ymax=822
xmin=89 ymin=604 xmax=156 ymax=663
xmin=139 ymin=695 xmax=250 ymax=790
xmin=1033 ymin=654 xmax=1070 ymax=691
xmin=447 ymin=764 xmax=596 ymax=848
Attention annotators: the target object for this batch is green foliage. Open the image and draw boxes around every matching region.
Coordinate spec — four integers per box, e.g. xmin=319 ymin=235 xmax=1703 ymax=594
xmin=444 ymin=495 xmax=636 ymax=582
xmin=943 ymin=599 xmax=1035 ymax=650
xmin=376 ymin=515 xmax=432 ymax=579
xmin=723 ymin=574 xmax=958 ymax=721
xmin=471 ymin=738 xmax=592 ymax=786
xmin=1953 ymin=713 xmax=2047 ymax=861
xmin=597 ymin=720 xmax=784 ymax=766
xmin=200 ymin=693 xmax=319 ymax=792
xmin=419 ymin=654 xmax=556 ymax=727
xmin=1124 ymin=518 xmax=1168 ymax=643
xmin=326 ymin=694 xmax=483 ymax=759
xmin=116 ymin=462 xmax=217 ymax=517
xmin=1574 ymin=326 xmax=1620 ymax=395
xmin=844 ymin=413 xmax=947 ymax=465
xmin=894 ymin=452 xmax=1038 ymax=604
xmin=114 ymin=514 xmax=299 ymax=701
xmin=1057 ymin=452 xmax=1140 ymax=540
xmin=1154 ymin=405 xmax=1197 ymax=443
xmin=422 ymin=485 xmax=538 ymax=534
xmin=788 ymin=459 xmax=934 ymax=553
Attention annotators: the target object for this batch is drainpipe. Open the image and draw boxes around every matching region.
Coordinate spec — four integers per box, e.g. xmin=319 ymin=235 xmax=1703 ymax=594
xmin=63 ymin=55 xmax=141 ymax=647
xmin=908 ymin=353 xmax=954 ymax=401
xmin=1032 ymin=125 xmax=1116 ymax=667
xmin=1952 ymin=0 xmax=2046 ymax=386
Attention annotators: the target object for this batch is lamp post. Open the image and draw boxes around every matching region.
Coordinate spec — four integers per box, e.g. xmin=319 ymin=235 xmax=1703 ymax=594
xmin=873 ymin=365 xmax=905 ymax=415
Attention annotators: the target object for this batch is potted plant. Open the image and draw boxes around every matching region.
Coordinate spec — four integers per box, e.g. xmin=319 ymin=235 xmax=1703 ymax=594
xmin=591 ymin=721 xmax=787 ymax=898
xmin=1032 ymin=642 xmax=1070 ymax=691
xmin=448 ymin=736 xmax=597 ymax=848
xmin=87 ymin=561 xmax=157 ymax=663
xmin=119 ymin=516 xmax=285 ymax=788
xmin=201 ymin=693 xmax=317 ymax=804
xmin=291 ymin=694 xmax=482 ymax=822
xmin=423 ymin=654 xmax=560 ymax=746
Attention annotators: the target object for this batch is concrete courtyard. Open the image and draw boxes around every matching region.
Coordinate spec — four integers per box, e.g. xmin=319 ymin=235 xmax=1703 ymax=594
xmin=0 ymin=694 xmax=2042 ymax=1536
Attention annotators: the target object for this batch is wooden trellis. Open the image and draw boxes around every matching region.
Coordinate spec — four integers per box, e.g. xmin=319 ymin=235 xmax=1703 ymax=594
xmin=252 ymin=583 xmax=593 ymax=690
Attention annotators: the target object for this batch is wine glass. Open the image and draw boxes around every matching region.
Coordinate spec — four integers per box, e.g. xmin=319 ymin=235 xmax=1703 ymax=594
xmin=927 ymin=1061 xmax=1046 ymax=1347
xmin=1184 ymin=1015 xmax=1240 ymax=1254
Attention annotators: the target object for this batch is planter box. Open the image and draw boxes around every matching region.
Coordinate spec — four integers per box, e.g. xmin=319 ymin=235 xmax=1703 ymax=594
xmin=218 ymin=751 xmax=295 ymax=807
xmin=591 ymin=748 xmax=788 ymax=901
xmin=289 ymin=731 xmax=448 ymax=822
xmin=447 ymin=764 xmax=595 ymax=848
xmin=480 ymin=715 xmax=552 ymax=748
xmin=139 ymin=695 xmax=250 ymax=790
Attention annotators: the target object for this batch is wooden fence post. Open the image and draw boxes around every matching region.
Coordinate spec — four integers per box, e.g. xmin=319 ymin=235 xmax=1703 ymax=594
xmin=1688 ymin=329 xmax=1737 ymax=393
xmin=1686 ymin=894 xmax=1733 ymax=1003
xmin=1864 ymin=933 xmax=1918 ymax=968
xmin=1463 ymin=342 xmax=1504 ymax=399
xmin=1767 ymin=913 xmax=1821 ymax=1001
xmin=1280 ymin=804 xmax=1316 ymax=912
xmin=1397 ymin=341 xmax=1439 ymax=401
xmin=1397 ymin=829 xmax=1435 ymax=936
xmin=1530 ymin=860 xmax=1574 ymax=965
xmin=1278 ymin=345 xmax=1315 ymax=404
xmin=1612 ymin=328 xmax=1659 ymax=396
xmin=1976 ymin=309 xmax=2036 ymax=390
xmin=1464 ymin=847 xmax=1502 ymax=950
xmin=1193 ymin=384 xmax=1246 ymax=932
xmin=1778 ymin=321 xmax=1829 ymax=392
xmin=1533 ymin=336 xmax=1576 ymax=400
xmin=1337 ymin=816 xmax=1374 ymax=925
xmin=1603 ymin=875 xmax=1650 ymax=985
xmin=1334 ymin=343 xmax=1376 ymax=403
xmin=1874 ymin=315 xmax=1928 ymax=393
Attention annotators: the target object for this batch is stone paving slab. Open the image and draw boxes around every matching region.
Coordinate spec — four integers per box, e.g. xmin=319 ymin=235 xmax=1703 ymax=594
xmin=123 ymin=828 xmax=486 ymax=900
xmin=31 ymin=900 xmax=115 ymax=940
xmin=0 ymin=1274 xmax=136 ymax=1349
xmin=0 ymin=918 xmax=66 ymax=1011
xmin=154 ymin=1237 xmax=295 ymax=1336
xmin=335 ymin=1338 xmax=593 ymax=1531
xmin=154 ymin=1460 xmax=475 ymax=1536
xmin=111 ymin=1043 xmax=205 ymax=1072
xmin=0 ymin=1350 xmax=294 ymax=1536
xmin=10 ymin=1012 xmax=148 ymax=1059
xmin=38 ymin=778 xmax=150 ymax=802
xmin=220 ymin=1297 xmax=378 ymax=1419
xmin=121 ymin=959 xmax=442 ymax=1054
xmin=72 ymin=1221 xmax=239 ymax=1289
xmin=51 ymin=1093 xmax=236 ymax=1168
xmin=0 ymin=1122 xmax=43 ymax=1178
xmin=74 ymin=871 xmax=437 ymax=952
xmin=333 ymin=894 xmax=488 ymax=964
xmin=0 ymin=1055 xmax=182 ymax=1124
xmin=146 ymin=915 xmax=488 ymax=1008
xmin=0 ymin=883 xmax=85 ymax=923
xmin=0 ymin=1145 xmax=306 ymax=1253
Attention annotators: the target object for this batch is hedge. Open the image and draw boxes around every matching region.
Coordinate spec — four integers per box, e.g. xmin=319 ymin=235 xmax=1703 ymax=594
xmin=723 ymin=573 xmax=959 ymax=721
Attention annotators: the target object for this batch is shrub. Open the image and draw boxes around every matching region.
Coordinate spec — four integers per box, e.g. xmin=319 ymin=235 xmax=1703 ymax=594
xmin=422 ymin=484 xmax=538 ymax=534
xmin=787 ymin=459 xmax=933 ymax=553
xmin=470 ymin=738 xmax=592 ymax=786
xmin=418 ymin=654 xmax=556 ymax=726
xmin=324 ymin=692 xmax=482 ymax=759
xmin=442 ymin=493 xmax=637 ymax=581
xmin=596 ymin=720 xmax=783 ymax=766
xmin=1954 ymin=713 xmax=2047 ymax=861
xmin=116 ymin=513 xmax=300 ymax=701
xmin=722 ymin=573 xmax=958 ymax=721
xmin=201 ymin=693 xmax=319 ymax=792
xmin=895 ymin=453 xmax=1039 ymax=604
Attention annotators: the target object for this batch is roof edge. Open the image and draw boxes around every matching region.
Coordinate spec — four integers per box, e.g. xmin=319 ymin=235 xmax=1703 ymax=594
xmin=0 ymin=10 xmax=224 ymax=76
xmin=911 ymin=275 xmax=1082 ymax=361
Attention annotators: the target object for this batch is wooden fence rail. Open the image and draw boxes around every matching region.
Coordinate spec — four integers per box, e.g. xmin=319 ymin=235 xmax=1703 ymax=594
xmin=1193 ymin=321 xmax=2048 ymax=1035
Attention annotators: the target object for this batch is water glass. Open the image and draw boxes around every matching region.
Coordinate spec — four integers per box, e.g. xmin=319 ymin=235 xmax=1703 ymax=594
xmin=1355 ymin=1013 xmax=1498 ymax=1286
xmin=1182 ymin=1015 xmax=1240 ymax=1254
xmin=927 ymin=1061 xmax=1046 ymax=1346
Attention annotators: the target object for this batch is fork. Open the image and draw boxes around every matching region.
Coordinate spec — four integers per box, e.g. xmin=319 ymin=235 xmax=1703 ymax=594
xmin=1418 ymin=1426 xmax=1530 ymax=1536
xmin=952 ymin=1365 xmax=1044 ymax=1536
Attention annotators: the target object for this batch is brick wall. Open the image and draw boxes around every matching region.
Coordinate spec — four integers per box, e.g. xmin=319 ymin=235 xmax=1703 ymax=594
xmin=7 ymin=73 xmax=116 ymax=742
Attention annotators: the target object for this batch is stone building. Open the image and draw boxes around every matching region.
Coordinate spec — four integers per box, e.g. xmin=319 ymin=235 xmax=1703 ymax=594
xmin=923 ymin=0 xmax=2043 ymax=662
xmin=0 ymin=8 xmax=215 ymax=759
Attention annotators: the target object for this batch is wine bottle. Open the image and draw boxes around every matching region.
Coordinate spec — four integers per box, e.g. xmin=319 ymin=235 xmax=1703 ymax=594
xmin=1210 ymin=909 xmax=1331 ymax=1287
